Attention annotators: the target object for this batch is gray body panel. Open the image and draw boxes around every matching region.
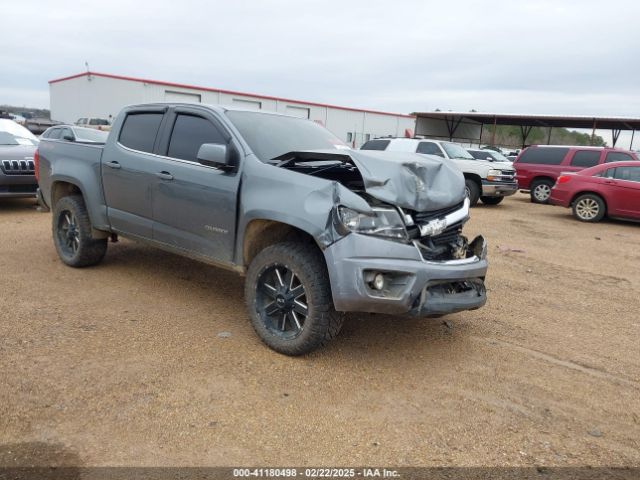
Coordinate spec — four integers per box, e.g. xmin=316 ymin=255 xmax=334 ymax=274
xmin=37 ymin=139 xmax=109 ymax=229
xmin=39 ymin=103 xmax=488 ymax=317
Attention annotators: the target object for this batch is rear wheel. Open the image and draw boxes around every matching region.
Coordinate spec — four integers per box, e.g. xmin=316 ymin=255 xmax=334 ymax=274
xmin=245 ymin=242 xmax=344 ymax=356
xmin=572 ymin=194 xmax=606 ymax=222
xmin=52 ymin=195 xmax=107 ymax=267
xmin=464 ymin=179 xmax=481 ymax=207
xmin=480 ymin=196 xmax=504 ymax=205
xmin=530 ymin=179 xmax=554 ymax=204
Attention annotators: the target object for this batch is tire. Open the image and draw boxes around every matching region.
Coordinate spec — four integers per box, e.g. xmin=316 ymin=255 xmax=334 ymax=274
xmin=464 ymin=179 xmax=481 ymax=207
xmin=245 ymin=241 xmax=344 ymax=356
xmin=572 ymin=194 xmax=606 ymax=222
xmin=52 ymin=195 xmax=107 ymax=267
xmin=530 ymin=179 xmax=554 ymax=204
xmin=480 ymin=196 xmax=504 ymax=205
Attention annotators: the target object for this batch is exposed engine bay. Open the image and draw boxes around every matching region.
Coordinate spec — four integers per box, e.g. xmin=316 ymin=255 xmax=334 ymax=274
xmin=271 ymin=151 xmax=480 ymax=262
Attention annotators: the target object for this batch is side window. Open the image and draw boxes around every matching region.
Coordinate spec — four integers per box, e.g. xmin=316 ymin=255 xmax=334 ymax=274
xmin=60 ymin=128 xmax=74 ymax=141
xmin=119 ymin=112 xmax=164 ymax=153
xmin=167 ymin=114 xmax=226 ymax=162
xmin=360 ymin=139 xmax=390 ymax=151
xmin=570 ymin=150 xmax=600 ymax=167
xmin=613 ymin=166 xmax=640 ymax=182
xmin=517 ymin=147 xmax=568 ymax=165
xmin=77 ymin=118 xmax=87 ymax=125
xmin=417 ymin=142 xmax=445 ymax=157
xmin=604 ymin=168 xmax=616 ymax=178
xmin=605 ymin=151 xmax=633 ymax=163
xmin=48 ymin=128 xmax=62 ymax=140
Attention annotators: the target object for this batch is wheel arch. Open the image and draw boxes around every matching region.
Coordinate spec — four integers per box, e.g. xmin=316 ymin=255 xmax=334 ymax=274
xmin=241 ymin=219 xmax=320 ymax=269
xmin=531 ymin=176 xmax=556 ymax=186
xmin=463 ymin=172 xmax=483 ymax=187
xmin=51 ymin=179 xmax=84 ymax=208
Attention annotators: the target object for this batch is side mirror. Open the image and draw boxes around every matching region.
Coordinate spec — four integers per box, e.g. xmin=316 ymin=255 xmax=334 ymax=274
xmin=63 ymin=134 xmax=75 ymax=142
xmin=197 ymin=143 xmax=235 ymax=171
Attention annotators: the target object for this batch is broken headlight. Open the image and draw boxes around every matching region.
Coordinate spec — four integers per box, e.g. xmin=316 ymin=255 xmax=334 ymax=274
xmin=337 ymin=206 xmax=408 ymax=241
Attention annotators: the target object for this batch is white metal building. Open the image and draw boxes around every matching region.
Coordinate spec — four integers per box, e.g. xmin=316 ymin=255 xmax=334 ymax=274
xmin=49 ymin=72 xmax=415 ymax=147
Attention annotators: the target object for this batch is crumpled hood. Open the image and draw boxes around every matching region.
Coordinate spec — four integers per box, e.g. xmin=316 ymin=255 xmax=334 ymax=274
xmin=275 ymin=149 xmax=466 ymax=212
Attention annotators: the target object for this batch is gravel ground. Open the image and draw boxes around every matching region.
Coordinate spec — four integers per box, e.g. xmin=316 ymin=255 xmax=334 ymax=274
xmin=0 ymin=195 xmax=639 ymax=467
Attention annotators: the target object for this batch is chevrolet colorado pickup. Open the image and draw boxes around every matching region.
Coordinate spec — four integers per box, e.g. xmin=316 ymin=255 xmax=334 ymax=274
xmin=37 ymin=103 xmax=488 ymax=355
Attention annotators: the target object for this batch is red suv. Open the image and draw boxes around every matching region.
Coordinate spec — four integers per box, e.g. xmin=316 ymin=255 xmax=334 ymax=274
xmin=513 ymin=146 xmax=638 ymax=203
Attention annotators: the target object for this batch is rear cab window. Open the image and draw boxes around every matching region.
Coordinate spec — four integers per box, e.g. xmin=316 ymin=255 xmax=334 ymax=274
xmin=517 ymin=147 xmax=569 ymax=165
xmin=360 ymin=139 xmax=390 ymax=151
xmin=118 ymin=112 xmax=164 ymax=153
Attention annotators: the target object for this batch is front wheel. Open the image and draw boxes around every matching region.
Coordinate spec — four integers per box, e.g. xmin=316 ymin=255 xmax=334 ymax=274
xmin=465 ymin=179 xmax=481 ymax=207
xmin=572 ymin=194 xmax=606 ymax=222
xmin=52 ymin=195 xmax=107 ymax=267
xmin=480 ymin=196 xmax=504 ymax=205
xmin=245 ymin=242 xmax=344 ymax=356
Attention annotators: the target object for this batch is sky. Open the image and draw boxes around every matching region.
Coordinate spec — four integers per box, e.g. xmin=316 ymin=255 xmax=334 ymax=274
xmin=1 ymin=0 xmax=639 ymax=146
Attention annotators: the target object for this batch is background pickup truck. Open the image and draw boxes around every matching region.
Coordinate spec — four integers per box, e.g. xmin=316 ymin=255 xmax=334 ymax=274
xmin=37 ymin=103 xmax=488 ymax=355
xmin=361 ymin=138 xmax=518 ymax=206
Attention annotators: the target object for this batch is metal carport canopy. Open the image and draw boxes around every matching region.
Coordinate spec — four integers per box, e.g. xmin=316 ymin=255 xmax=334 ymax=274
xmin=412 ymin=112 xmax=640 ymax=147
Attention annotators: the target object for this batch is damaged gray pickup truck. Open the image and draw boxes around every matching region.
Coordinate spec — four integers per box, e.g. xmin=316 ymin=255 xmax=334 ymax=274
xmin=37 ymin=104 xmax=488 ymax=355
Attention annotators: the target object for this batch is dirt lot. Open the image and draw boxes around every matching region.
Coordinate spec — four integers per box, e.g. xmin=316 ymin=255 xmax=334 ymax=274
xmin=1 ymin=194 xmax=639 ymax=467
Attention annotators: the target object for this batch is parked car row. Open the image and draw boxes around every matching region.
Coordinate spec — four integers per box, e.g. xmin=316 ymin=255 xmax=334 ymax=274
xmin=512 ymin=145 xmax=639 ymax=223
xmin=360 ymin=135 xmax=639 ymax=225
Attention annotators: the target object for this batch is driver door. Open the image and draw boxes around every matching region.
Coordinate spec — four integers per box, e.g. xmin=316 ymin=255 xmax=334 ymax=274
xmin=151 ymin=107 xmax=241 ymax=264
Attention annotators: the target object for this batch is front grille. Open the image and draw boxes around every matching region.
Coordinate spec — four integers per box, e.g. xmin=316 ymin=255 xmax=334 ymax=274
xmin=431 ymin=224 xmax=462 ymax=245
xmin=1 ymin=159 xmax=35 ymax=175
xmin=493 ymin=170 xmax=516 ymax=182
xmin=412 ymin=201 xmax=465 ymax=224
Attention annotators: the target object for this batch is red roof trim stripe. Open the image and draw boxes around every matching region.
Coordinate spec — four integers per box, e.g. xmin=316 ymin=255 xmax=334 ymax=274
xmin=49 ymin=71 xmax=415 ymax=119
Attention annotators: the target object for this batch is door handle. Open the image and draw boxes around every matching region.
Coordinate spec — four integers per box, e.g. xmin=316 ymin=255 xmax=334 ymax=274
xmin=156 ymin=171 xmax=174 ymax=181
xmin=105 ymin=161 xmax=121 ymax=169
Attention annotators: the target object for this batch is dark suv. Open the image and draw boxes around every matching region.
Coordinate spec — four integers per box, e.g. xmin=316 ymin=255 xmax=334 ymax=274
xmin=514 ymin=145 xmax=638 ymax=203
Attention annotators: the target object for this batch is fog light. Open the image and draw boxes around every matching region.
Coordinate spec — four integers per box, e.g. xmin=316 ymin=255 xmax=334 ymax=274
xmin=372 ymin=273 xmax=385 ymax=291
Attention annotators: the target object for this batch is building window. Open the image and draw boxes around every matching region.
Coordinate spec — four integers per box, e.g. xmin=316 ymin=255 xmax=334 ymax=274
xmin=285 ymin=105 xmax=310 ymax=119
xmin=346 ymin=132 xmax=353 ymax=143
xmin=232 ymin=99 xmax=262 ymax=110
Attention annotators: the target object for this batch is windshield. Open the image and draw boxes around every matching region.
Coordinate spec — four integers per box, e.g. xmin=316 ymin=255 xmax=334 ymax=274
xmin=441 ymin=142 xmax=474 ymax=160
xmin=225 ymin=111 xmax=348 ymax=161
xmin=74 ymin=127 xmax=109 ymax=143
xmin=0 ymin=120 xmax=39 ymax=146
xmin=487 ymin=150 xmax=509 ymax=161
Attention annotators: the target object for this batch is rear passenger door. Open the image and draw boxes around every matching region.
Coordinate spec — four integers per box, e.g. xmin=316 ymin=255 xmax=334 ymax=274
xmin=568 ymin=150 xmax=602 ymax=172
xmin=151 ymin=107 xmax=241 ymax=264
xmin=101 ymin=108 xmax=166 ymax=239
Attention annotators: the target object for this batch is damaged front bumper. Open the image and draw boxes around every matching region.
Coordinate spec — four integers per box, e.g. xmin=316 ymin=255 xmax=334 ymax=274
xmin=324 ymin=233 xmax=487 ymax=317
